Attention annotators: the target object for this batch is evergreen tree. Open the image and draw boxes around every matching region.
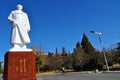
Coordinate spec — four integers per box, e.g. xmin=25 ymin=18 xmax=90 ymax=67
xmin=115 ymin=42 xmax=120 ymax=63
xmin=61 ymin=47 xmax=67 ymax=56
xmin=55 ymin=48 xmax=59 ymax=55
xmin=48 ymin=52 xmax=54 ymax=56
xmin=81 ymin=33 xmax=103 ymax=70
xmin=36 ymin=53 xmax=42 ymax=73
xmin=116 ymin=42 xmax=120 ymax=53
xmin=74 ymin=42 xmax=84 ymax=57
xmin=72 ymin=42 xmax=85 ymax=71
xmin=81 ymin=33 xmax=95 ymax=56
xmin=0 ymin=61 xmax=3 ymax=74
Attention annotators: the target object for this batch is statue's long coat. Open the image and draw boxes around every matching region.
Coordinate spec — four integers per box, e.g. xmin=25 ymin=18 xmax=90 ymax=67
xmin=8 ymin=10 xmax=30 ymax=45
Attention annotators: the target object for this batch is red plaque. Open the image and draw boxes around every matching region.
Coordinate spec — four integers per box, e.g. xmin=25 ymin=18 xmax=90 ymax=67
xmin=3 ymin=52 xmax=36 ymax=80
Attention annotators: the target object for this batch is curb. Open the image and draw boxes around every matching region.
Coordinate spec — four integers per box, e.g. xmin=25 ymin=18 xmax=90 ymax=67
xmin=102 ymin=71 xmax=120 ymax=74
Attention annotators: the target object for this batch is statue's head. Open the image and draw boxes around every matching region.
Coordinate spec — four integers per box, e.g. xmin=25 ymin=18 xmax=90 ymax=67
xmin=17 ymin=4 xmax=23 ymax=10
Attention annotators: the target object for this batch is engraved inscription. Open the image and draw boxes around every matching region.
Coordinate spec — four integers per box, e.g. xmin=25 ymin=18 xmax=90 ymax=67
xmin=23 ymin=59 xmax=26 ymax=73
xmin=17 ymin=59 xmax=27 ymax=73
xmin=19 ymin=59 xmax=23 ymax=73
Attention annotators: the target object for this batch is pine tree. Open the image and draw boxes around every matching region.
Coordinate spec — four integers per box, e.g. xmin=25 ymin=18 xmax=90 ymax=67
xmin=61 ymin=47 xmax=67 ymax=56
xmin=81 ymin=33 xmax=95 ymax=56
xmin=55 ymin=48 xmax=58 ymax=54
xmin=81 ymin=33 xmax=103 ymax=70
xmin=75 ymin=42 xmax=84 ymax=57
xmin=72 ymin=42 xmax=84 ymax=71
xmin=115 ymin=42 xmax=120 ymax=63
xmin=0 ymin=61 xmax=3 ymax=74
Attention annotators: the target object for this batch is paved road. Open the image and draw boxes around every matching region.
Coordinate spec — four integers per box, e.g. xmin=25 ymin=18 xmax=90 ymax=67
xmin=37 ymin=73 xmax=120 ymax=80
xmin=0 ymin=73 xmax=120 ymax=80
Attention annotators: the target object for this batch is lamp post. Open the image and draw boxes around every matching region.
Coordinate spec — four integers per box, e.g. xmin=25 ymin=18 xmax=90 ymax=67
xmin=90 ymin=30 xmax=110 ymax=71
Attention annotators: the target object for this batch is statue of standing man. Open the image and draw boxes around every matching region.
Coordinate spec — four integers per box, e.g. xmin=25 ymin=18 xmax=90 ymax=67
xmin=8 ymin=4 xmax=31 ymax=51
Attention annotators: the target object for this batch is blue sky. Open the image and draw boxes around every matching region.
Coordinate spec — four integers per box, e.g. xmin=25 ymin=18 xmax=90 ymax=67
xmin=0 ymin=0 xmax=120 ymax=61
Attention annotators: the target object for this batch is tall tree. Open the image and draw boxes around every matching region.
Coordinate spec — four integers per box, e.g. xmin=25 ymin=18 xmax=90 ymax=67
xmin=81 ymin=33 xmax=104 ymax=70
xmin=48 ymin=52 xmax=54 ymax=56
xmin=61 ymin=47 xmax=67 ymax=56
xmin=74 ymin=42 xmax=84 ymax=59
xmin=55 ymin=48 xmax=59 ymax=55
xmin=81 ymin=33 xmax=95 ymax=56
xmin=72 ymin=42 xmax=85 ymax=71
xmin=115 ymin=42 xmax=120 ymax=63
xmin=36 ymin=53 xmax=42 ymax=73
xmin=0 ymin=61 xmax=3 ymax=74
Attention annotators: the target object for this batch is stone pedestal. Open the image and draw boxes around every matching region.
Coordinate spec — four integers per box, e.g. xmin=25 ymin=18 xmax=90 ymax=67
xmin=3 ymin=52 xmax=36 ymax=80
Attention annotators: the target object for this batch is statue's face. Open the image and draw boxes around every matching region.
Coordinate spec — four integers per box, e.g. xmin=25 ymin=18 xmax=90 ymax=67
xmin=17 ymin=4 xmax=23 ymax=10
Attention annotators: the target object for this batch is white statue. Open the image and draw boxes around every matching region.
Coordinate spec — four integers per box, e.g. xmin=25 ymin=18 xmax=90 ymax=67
xmin=8 ymin=4 xmax=32 ymax=51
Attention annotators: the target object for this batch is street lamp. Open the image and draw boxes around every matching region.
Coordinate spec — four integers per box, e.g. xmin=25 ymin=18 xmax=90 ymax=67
xmin=90 ymin=30 xmax=110 ymax=71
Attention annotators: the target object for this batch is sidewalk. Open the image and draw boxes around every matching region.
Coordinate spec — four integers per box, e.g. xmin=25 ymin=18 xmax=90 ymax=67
xmin=37 ymin=71 xmax=56 ymax=76
xmin=37 ymin=70 xmax=120 ymax=76
xmin=37 ymin=78 xmax=45 ymax=80
xmin=102 ymin=71 xmax=120 ymax=74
